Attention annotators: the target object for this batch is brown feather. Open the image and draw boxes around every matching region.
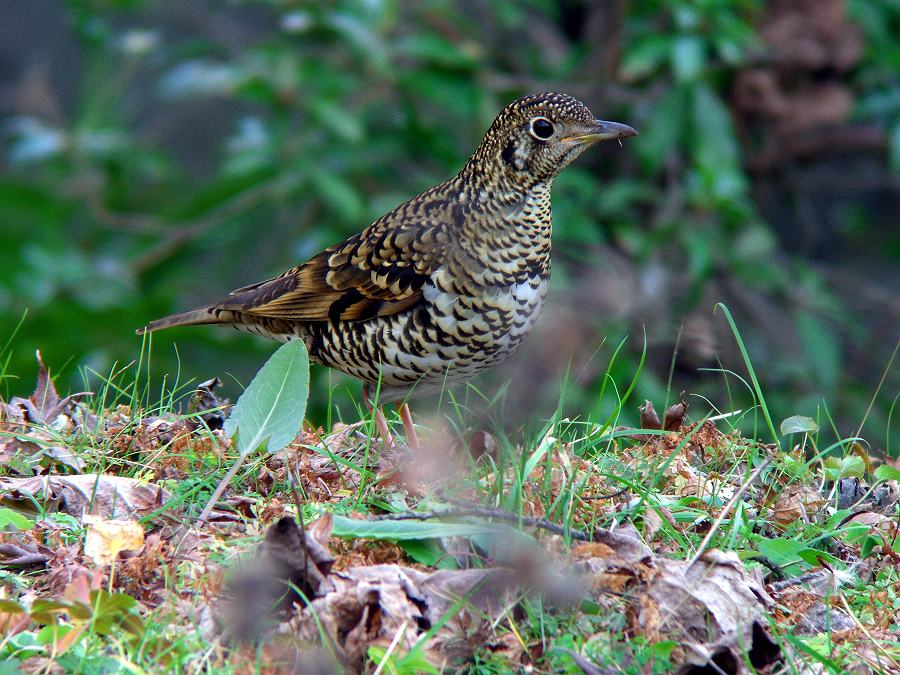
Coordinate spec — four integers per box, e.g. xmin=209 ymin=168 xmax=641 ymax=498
xmin=212 ymin=222 xmax=440 ymax=323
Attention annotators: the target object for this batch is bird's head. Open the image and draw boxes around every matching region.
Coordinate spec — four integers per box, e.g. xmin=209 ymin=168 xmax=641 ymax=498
xmin=468 ymin=92 xmax=637 ymax=187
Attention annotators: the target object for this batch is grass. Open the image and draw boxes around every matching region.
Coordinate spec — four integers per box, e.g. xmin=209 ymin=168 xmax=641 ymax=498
xmin=0 ymin=311 xmax=898 ymax=673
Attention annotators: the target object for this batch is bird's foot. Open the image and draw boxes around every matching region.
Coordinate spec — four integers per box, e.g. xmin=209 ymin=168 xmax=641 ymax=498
xmin=397 ymin=402 xmax=419 ymax=450
xmin=371 ymin=405 xmax=394 ymax=448
xmin=362 ymin=384 xmax=419 ymax=450
xmin=363 ymin=383 xmax=395 ymax=448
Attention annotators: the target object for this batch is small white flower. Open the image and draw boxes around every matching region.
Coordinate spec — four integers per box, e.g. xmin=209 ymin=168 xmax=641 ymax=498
xmin=119 ymin=29 xmax=160 ymax=56
xmin=281 ymin=11 xmax=312 ymax=33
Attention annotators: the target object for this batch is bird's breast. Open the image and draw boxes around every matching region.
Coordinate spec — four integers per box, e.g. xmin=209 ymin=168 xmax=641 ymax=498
xmin=424 ymin=268 xmax=548 ymax=351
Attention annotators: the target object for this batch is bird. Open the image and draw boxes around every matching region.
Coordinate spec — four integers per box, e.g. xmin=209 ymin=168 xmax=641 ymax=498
xmin=139 ymin=92 xmax=637 ymax=448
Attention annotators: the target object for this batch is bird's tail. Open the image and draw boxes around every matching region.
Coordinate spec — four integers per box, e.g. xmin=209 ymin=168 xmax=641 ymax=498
xmin=136 ymin=307 xmax=227 ymax=335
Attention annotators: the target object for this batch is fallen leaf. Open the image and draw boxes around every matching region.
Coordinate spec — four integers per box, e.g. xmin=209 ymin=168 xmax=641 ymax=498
xmin=221 ymin=515 xmax=517 ymax=670
xmin=298 ymin=564 xmax=516 ymax=670
xmin=83 ymin=515 xmax=145 ymax=566
xmin=640 ymin=400 xmax=661 ymax=430
xmin=663 ymin=392 xmax=688 ymax=431
xmin=638 ymin=550 xmax=773 ymax=646
xmin=1 ymin=351 xmax=91 ymax=426
xmin=794 ymin=602 xmax=855 ymax=635
xmin=678 ymin=620 xmax=781 ymax=674
xmin=772 ymin=486 xmax=825 ymax=526
xmin=0 ymin=474 xmax=170 ymax=519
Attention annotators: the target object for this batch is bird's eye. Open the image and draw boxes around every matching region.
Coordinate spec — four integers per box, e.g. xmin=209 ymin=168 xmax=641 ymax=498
xmin=529 ymin=117 xmax=554 ymax=140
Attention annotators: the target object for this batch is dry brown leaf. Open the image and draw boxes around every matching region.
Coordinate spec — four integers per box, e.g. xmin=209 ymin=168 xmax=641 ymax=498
xmin=296 ymin=564 xmax=516 ymax=670
xmin=574 ymin=525 xmax=653 ymax=596
xmin=663 ymin=393 xmax=688 ymax=431
xmin=772 ymin=486 xmax=825 ymax=526
xmin=847 ymin=511 xmax=895 ymax=530
xmin=225 ymin=515 xmax=519 ymax=670
xmin=637 ymin=549 xmax=773 ymax=646
xmin=83 ymin=515 xmax=145 ymax=566
xmin=571 ymin=542 xmax=616 ymax=560
xmin=643 ymin=507 xmax=663 ymax=542
xmin=0 ymin=474 xmax=170 ymax=519
xmin=590 ymin=571 xmax=638 ymax=594
xmin=677 ymin=620 xmax=781 ymax=674
xmin=1 ymin=350 xmax=91 ymax=426
xmin=640 ymin=400 xmax=661 ymax=430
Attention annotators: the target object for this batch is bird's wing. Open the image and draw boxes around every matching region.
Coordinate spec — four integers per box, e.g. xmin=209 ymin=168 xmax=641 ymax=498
xmin=217 ymin=214 xmax=452 ymax=323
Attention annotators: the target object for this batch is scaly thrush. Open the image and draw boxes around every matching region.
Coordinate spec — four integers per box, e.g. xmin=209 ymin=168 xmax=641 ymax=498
xmin=140 ymin=92 xmax=637 ymax=445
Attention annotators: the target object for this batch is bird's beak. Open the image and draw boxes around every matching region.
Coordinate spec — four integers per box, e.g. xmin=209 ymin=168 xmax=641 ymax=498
xmin=563 ymin=119 xmax=638 ymax=144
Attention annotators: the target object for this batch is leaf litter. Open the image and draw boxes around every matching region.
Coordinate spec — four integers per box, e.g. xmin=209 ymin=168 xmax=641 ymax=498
xmin=0 ymin=354 xmax=898 ymax=672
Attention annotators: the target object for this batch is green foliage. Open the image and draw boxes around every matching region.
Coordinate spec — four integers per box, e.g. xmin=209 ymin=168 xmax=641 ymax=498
xmin=823 ymin=454 xmax=867 ymax=481
xmin=331 ymin=515 xmax=501 ymax=541
xmin=198 ymin=338 xmax=309 ymax=523
xmin=0 ymin=508 xmax=34 ymax=531
xmin=780 ymin=415 xmax=820 ymax=436
xmin=224 ymin=339 xmax=309 ymax=457
xmin=875 ymin=463 xmax=900 ymax=481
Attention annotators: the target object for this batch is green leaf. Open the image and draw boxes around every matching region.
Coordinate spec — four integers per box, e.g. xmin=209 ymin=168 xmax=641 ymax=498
xmin=309 ymin=99 xmax=364 ymax=142
xmin=671 ymin=35 xmax=705 ymax=81
xmin=635 ymin=85 xmax=688 ymax=173
xmin=331 ymin=515 xmax=501 ymax=541
xmin=653 ymin=641 xmax=678 ymax=659
xmin=875 ymin=464 xmax=900 ymax=481
xmin=797 ymin=548 xmax=843 ymax=568
xmin=223 ymin=340 xmax=310 ymax=457
xmin=780 ymin=416 xmax=819 ymax=436
xmin=397 ymin=539 xmax=457 ymax=569
xmin=396 ymin=33 xmax=480 ymax=69
xmin=823 ymin=455 xmax=866 ymax=481
xmin=782 ymin=454 xmax=809 ymax=479
xmin=308 ymin=171 xmax=365 ymax=224
xmin=860 ymin=535 xmax=881 ymax=558
xmin=30 ymin=599 xmax=89 ymax=624
xmin=0 ymin=507 xmax=34 ymax=531
xmin=691 ymin=84 xmax=745 ymax=200
xmin=620 ymin=35 xmax=671 ymax=80
xmin=755 ymin=537 xmax=807 ymax=567
xmin=88 ymin=591 xmax=141 ymax=635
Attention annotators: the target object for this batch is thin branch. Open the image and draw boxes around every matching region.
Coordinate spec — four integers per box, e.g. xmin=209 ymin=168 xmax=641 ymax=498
xmin=579 ymin=486 xmax=631 ymax=501
xmin=132 ymin=183 xmax=275 ymax=273
xmin=769 ymin=570 xmax=828 ymax=592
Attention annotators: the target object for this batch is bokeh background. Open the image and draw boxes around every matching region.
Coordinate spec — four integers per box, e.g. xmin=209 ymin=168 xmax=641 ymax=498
xmin=1 ymin=0 xmax=898 ymax=449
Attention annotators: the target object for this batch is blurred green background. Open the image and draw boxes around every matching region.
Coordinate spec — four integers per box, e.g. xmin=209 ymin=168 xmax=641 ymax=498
xmin=1 ymin=0 xmax=898 ymax=449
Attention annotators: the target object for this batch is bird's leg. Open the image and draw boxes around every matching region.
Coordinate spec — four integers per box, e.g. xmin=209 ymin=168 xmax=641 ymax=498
xmin=362 ymin=383 xmax=394 ymax=448
xmin=397 ymin=402 xmax=419 ymax=450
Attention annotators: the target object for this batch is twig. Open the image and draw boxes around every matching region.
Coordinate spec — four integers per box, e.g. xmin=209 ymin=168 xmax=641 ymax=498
xmin=580 ymin=486 xmax=630 ymax=501
xmin=839 ymin=591 xmax=900 ymax=672
xmin=374 ymin=505 xmax=594 ymax=542
xmin=289 ymin=460 xmax=309 ymax=599
xmin=768 ymin=571 xmax=825 ymax=592
xmin=196 ymin=449 xmax=247 ymax=526
xmin=854 ymin=339 xmax=899 ymax=441
xmin=686 ymin=457 xmax=771 ymax=571
xmin=132 ymin=182 xmax=285 ymax=273
xmin=746 ymin=555 xmax=786 ymax=581
xmin=0 ymin=544 xmax=50 ymax=568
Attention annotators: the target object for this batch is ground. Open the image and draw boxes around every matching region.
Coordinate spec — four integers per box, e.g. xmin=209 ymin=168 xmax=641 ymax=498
xmin=0 ymin=352 xmax=898 ymax=674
